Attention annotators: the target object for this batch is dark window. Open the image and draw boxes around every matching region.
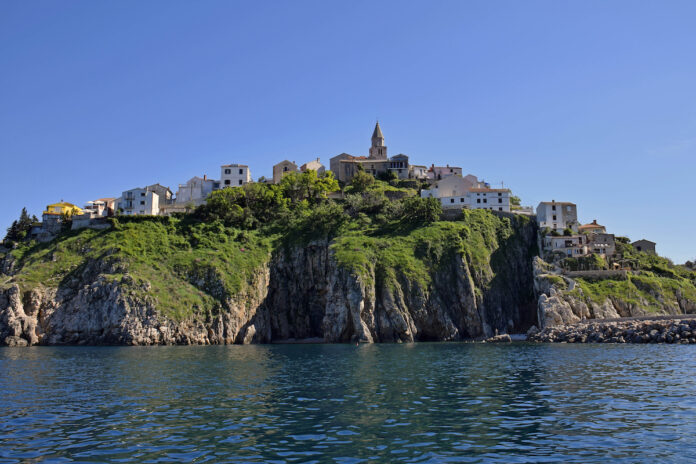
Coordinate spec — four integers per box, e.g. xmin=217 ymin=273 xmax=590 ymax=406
xmin=499 ymin=199 xmax=502 ymax=203
xmin=483 ymin=199 xmax=487 ymax=203
xmin=224 ymin=179 xmax=231 ymax=185
xmin=140 ymin=192 xmax=145 ymax=197
xmin=460 ymin=198 xmax=464 ymax=202
xmin=498 ymin=192 xmax=502 ymax=196
xmin=140 ymin=201 xmax=145 ymax=205
xmin=239 ymin=168 xmax=243 ymax=174
xmin=552 ymin=205 xmax=556 ymax=211
xmin=477 ymin=199 xmax=481 ymax=204
xmin=224 ymin=169 xmax=231 ymax=174
xmin=450 ymin=198 xmax=454 ymax=203
xmin=238 ymin=179 xmax=243 ymax=185
xmin=499 ymin=207 xmax=503 ymax=211
xmin=552 ymin=215 xmax=557 ymax=220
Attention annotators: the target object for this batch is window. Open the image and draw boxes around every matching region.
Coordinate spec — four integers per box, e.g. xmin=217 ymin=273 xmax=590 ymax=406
xmin=499 ymin=207 xmax=502 ymax=211
xmin=552 ymin=215 xmax=557 ymax=220
xmin=224 ymin=179 xmax=231 ymax=185
xmin=483 ymin=199 xmax=487 ymax=203
xmin=284 ymin=166 xmax=288 ymax=172
xmin=239 ymin=169 xmax=243 ymax=175
xmin=140 ymin=192 xmax=145 ymax=197
xmin=498 ymin=192 xmax=502 ymax=196
xmin=460 ymin=198 xmax=464 ymax=202
xmin=450 ymin=198 xmax=454 ymax=203
xmin=477 ymin=199 xmax=481 ymax=204
xmin=498 ymin=199 xmax=502 ymax=203
xmin=140 ymin=201 xmax=145 ymax=205
xmin=238 ymin=179 xmax=243 ymax=185
xmin=552 ymin=205 xmax=556 ymax=211
xmin=224 ymin=169 xmax=231 ymax=174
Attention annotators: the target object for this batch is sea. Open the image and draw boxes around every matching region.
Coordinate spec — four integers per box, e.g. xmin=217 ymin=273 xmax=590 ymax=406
xmin=1 ymin=343 xmax=694 ymax=463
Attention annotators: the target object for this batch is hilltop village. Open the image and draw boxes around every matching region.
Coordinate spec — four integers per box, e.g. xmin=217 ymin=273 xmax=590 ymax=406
xmin=24 ymin=123 xmax=657 ymax=264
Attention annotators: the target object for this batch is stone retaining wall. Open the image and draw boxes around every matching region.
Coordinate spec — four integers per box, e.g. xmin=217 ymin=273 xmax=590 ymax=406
xmin=529 ymin=318 xmax=696 ymax=344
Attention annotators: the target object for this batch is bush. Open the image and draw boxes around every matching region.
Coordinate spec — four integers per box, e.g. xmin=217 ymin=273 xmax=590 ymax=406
xmin=349 ymin=171 xmax=375 ymax=193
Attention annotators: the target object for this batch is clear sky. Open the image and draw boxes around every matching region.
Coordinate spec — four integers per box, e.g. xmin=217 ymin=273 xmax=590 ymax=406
xmin=1 ymin=0 xmax=694 ymax=262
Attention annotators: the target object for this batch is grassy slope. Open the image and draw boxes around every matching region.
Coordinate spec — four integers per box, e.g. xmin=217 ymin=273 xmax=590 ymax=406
xmin=570 ymin=243 xmax=696 ymax=312
xmin=330 ymin=210 xmax=529 ymax=290
xmin=3 ymin=217 xmax=273 ymax=320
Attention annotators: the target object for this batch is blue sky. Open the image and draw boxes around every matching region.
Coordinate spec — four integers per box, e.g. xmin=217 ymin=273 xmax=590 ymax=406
xmin=1 ymin=0 xmax=694 ymax=262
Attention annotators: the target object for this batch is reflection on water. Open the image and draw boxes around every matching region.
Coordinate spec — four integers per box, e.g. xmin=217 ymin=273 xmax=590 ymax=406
xmin=1 ymin=343 xmax=695 ymax=463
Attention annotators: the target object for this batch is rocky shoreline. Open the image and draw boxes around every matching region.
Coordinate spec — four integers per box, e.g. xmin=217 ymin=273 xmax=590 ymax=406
xmin=529 ymin=318 xmax=696 ymax=344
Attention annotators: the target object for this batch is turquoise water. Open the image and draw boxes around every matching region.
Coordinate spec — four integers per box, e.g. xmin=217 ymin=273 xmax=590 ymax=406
xmin=1 ymin=343 xmax=695 ymax=463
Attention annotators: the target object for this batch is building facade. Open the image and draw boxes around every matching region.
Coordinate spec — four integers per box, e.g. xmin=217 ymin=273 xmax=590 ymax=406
xmin=329 ymin=123 xmax=417 ymax=183
xmin=221 ymin=164 xmax=251 ymax=187
xmin=300 ymin=158 xmax=326 ymax=175
xmin=536 ymin=201 xmax=578 ymax=234
xmin=632 ymin=239 xmax=656 ymax=255
xmin=273 ymin=160 xmax=298 ymax=184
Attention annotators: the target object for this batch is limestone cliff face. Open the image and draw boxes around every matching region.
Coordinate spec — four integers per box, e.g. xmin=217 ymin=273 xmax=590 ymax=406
xmin=533 ymin=257 xmax=696 ymax=328
xmin=0 ymin=220 xmax=539 ymax=346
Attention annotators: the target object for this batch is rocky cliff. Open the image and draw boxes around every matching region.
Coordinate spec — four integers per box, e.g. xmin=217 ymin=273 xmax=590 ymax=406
xmin=0 ymin=212 xmax=540 ymax=345
xmin=533 ymin=257 xmax=696 ymax=329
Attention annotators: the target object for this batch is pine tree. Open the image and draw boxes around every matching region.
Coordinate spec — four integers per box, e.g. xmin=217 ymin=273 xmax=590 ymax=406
xmin=3 ymin=207 xmax=34 ymax=244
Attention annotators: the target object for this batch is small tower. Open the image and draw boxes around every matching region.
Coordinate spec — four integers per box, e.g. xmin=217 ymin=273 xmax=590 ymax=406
xmin=369 ymin=122 xmax=387 ymax=160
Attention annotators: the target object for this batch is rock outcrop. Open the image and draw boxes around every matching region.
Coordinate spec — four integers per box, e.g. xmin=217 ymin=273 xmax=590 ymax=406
xmin=532 ymin=257 xmax=696 ymax=329
xmin=0 ymin=217 xmax=539 ymax=346
xmin=530 ymin=317 xmax=696 ymax=344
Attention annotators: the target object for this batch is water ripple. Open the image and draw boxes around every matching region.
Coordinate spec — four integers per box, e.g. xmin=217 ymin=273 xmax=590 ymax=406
xmin=0 ymin=343 xmax=695 ymax=462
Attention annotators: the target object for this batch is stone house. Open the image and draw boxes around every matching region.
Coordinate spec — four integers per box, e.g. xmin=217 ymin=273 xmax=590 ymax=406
xmin=588 ymin=233 xmax=616 ymax=257
xmin=536 ymin=201 xmax=578 ymax=234
xmin=300 ymin=158 xmax=325 ymax=175
xmin=273 ymin=160 xmax=298 ymax=184
xmin=632 ymin=239 xmax=656 ymax=255
xmin=427 ymin=164 xmax=463 ymax=181
xmin=221 ymin=164 xmax=251 ymax=187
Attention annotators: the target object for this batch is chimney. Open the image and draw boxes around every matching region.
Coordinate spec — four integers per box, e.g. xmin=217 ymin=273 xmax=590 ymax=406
xmin=204 ymin=174 xmax=207 ymax=180
xmin=593 ymin=219 xmax=597 ymax=224
xmin=317 ymin=157 xmax=320 ymax=162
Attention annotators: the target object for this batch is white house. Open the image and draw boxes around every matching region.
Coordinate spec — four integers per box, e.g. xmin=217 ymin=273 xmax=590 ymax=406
xmin=117 ymin=184 xmax=173 ymax=216
xmin=220 ymin=164 xmax=252 ymax=187
xmin=421 ymin=174 xmax=483 ymax=199
xmin=300 ymin=158 xmax=326 ymax=175
xmin=117 ymin=188 xmax=159 ymax=216
xmin=536 ymin=201 xmax=578 ymax=234
xmin=176 ymin=176 xmax=218 ymax=205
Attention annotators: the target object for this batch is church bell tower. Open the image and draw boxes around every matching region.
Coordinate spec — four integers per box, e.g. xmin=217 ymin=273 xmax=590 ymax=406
xmin=369 ymin=122 xmax=387 ymax=160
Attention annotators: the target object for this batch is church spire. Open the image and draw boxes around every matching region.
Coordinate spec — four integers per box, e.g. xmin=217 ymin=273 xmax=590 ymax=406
xmin=369 ymin=121 xmax=387 ymax=159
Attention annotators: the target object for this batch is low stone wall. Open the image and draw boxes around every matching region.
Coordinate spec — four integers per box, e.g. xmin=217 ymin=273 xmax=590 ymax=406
xmin=562 ymin=270 xmax=627 ymax=280
xmin=529 ymin=318 xmax=696 ymax=344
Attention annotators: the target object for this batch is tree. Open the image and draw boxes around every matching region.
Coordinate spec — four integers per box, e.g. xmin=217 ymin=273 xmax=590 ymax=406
xmin=401 ymin=197 xmax=442 ymax=225
xmin=3 ymin=207 xmax=36 ymax=244
xmin=281 ymin=171 xmax=339 ymax=204
xmin=510 ymin=195 xmax=521 ymax=206
xmin=350 ymin=170 xmax=375 ymax=193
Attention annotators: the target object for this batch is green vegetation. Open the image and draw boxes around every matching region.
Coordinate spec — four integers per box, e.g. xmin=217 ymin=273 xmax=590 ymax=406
xmin=2 ymin=208 xmax=38 ymax=246
xmin=5 ymin=217 xmax=273 ymax=320
xmin=571 ymin=270 xmax=696 ymax=312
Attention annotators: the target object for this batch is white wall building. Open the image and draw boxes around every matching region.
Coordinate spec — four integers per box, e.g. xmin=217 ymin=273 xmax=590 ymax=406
xmin=536 ymin=201 xmax=578 ymax=234
xmin=221 ymin=164 xmax=252 ymax=187
xmin=176 ymin=176 xmax=218 ymax=205
xmin=117 ymin=188 xmax=160 ymax=216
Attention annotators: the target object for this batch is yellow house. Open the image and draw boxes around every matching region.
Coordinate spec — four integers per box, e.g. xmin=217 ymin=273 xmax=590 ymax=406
xmin=43 ymin=201 xmax=84 ymax=217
